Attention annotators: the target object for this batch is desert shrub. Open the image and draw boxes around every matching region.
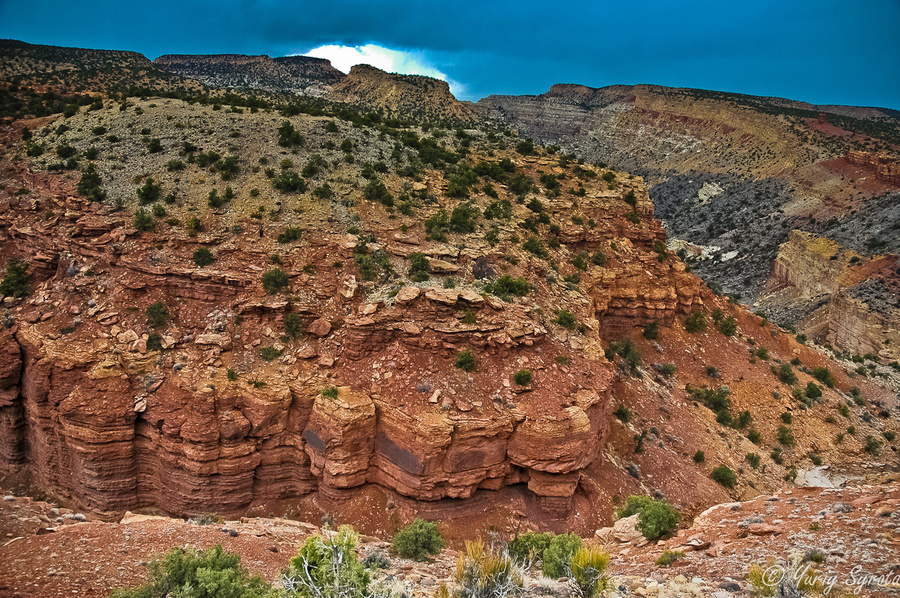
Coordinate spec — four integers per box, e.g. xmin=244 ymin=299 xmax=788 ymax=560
xmin=747 ymin=429 xmax=761 ymax=444
xmin=507 ymin=531 xmax=554 ymax=563
xmin=145 ymin=302 xmax=169 ymax=327
xmin=320 ymin=386 xmax=338 ymax=399
xmin=755 ymin=347 xmax=769 ymax=360
xmin=284 ymin=526 xmax=369 ymax=598
xmin=277 ymin=121 xmax=304 ymax=147
xmin=514 ymin=369 xmax=532 ymax=386
xmin=777 ymin=425 xmax=795 ymax=446
xmin=361 ymin=549 xmax=390 ymax=570
xmin=655 ymin=550 xmax=684 ymax=568
xmin=483 ymin=199 xmax=512 ymax=220
xmin=192 ymin=247 xmax=215 ymax=267
xmin=805 ymin=382 xmax=822 ymax=400
xmin=455 ymin=349 xmax=476 ymax=372
xmin=110 ymin=544 xmax=270 ymax=598
xmin=450 ymin=202 xmax=479 ymax=233
xmin=133 ymin=208 xmax=155 ymax=231
xmin=0 ymin=260 xmax=29 ymax=298
xmin=865 ymin=435 xmax=882 ymax=454
xmin=392 ymin=518 xmax=444 ymax=561
xmin=542 ymin=533 xmax=582 ymax=578
xmin=259 ymin=346 xmax=282 ymax=362
xmin=660 ymin=363 xmax=677 ymax=377
xmin=261 ymin=268 xmax=289 ymax=294
xmin=693 ymin=450 xmax=705 ymax=463
xmin=684 ymin=310 xmax=706 ymax=333
xmin=643 ymin=319 xmax=659 ymax=340
xmin=717 ymin=316 xmax=737 ymax=336
xmin=277 ymin=227 xmax=303 ymax=243
xmin=777 ymin=363 xmax=798 ymax=385
xmin=136 ymin=178 xmax=161 ymax=204
xmin=617 ymin=496 xmax=680 ymax=541
xmin=484 ymin=275 xmax=530 ymax=300
xmin=746 ymin=453 xmax=761 ymax=469
xmin=284 ymin=313 xmax=304 ymax=339
xmin=408 ymin=252 xmax=430 ymax=281
xmin=570 ymin=546 xmax=610 ymax=597
xmin=606 ymin=339 xmax=642 ymax=375
xmin=424 ymin=210 xmax=449 ymax=241
xmin=146 ymin=333 xmax=162 ymax=351
xmin=812 ymin=367 xmax=835 ymax=388
xmin=454 ymin=539 xmax=524 ymax=598
xmin=272 ymin=170 xmax=307 ymax=193
xmin=227 ymin=369 xmax=237 ymax=381
xmin=77 ymin=163 xmax=105 ymax=201
xmin=711 ymin=465 xmax=737 ymax=488
xmin=554 ymin=309 xmax=577 ymax=330
xmin=610 ymin=403 xmax=631 ymax=423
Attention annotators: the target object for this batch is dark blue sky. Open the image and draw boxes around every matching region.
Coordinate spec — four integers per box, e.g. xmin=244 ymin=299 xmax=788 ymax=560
xmin=2 ymin=0 xmax=898 ymax=108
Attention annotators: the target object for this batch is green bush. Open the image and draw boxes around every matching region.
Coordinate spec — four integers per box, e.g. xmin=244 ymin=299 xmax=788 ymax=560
xmin=643 ymin=319 xmax=659 ymax=340
xmin=542 ymin=533 xmax=582 ymax=578
xmin=146 ymin=302 xmax=169 ymax=328
xmin=617 ymin=496 xmax=680 ymax=541
xmin=655 ymin=550 xmax=684 ymax=568
xmin=392 ymin=518 xmax=444 ymax=561
xmin=136 ymin=178 xmax=161 ymax=204
xmin=554 ymin=309 xmax=577 ymax=330
xmin=455 ymin=349 xmax=476 ymax=372
xmin=484 ymin=275 xmax=530 ymax=300
xmin=693 ymin=450 xmax=705 ymax=463
xmin=284 ymin=313 xmax=303 ymax=339
xmin=0 ymin=260 xmax=29 ymax=298
xmin=684 ymin=310 xmax=706 ymax=333
xmin=261 ymin=268 xmax=289 ymax=294
xmin=777 ymin=425 xmax=795 ymax=446
xmin=110 ymin=545 xmax=271 ymax=598
xmin=320 ymin=386 xmax=338 ymax=399
xmin=277 ymin=120 xmax=304 ymax=147
xmin=507 ymin=531 xmax=554 ymax=563
xmin=193 ymin=247 xmax=215 ymax=267
xmin=746 ymin=453 xmax=761 ymax=469
xmin=259 ymin=346 xmax=282 ymax=362
xmin=777 ymin=363 xmax=798 ymax=385
xmin=711 ymin=465 xmax=737 ymax=488
xmin=277 ymin=227 xmax=303 ymax=243
xmin=514 ymin=369 xmax=532 ymax=386
xmin=133 ymin=208 xmax=155 ymax=231
xmin=812 ymin=367 xmax=835 ymax=388
xmin=408 ymin=252 xmax=430 ymax=282
xmin=77 ymin=163 xmax=105 ymax=201
xmin=717 ymin=316 xmax=737 ymax=336
xmin=614 ymin=404 xmax=631 ymax=423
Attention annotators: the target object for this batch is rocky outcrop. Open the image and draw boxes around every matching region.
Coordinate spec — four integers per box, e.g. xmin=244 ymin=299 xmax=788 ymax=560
xmin=329 ymin=64 xmax=477 ymax=123
xmin=846 ymin=150 xmax=900 ymax=184
xmin=759 ymin=230 xmax=900 ymax=359
xmin=153 ymin=54 xmax=345 ymax=97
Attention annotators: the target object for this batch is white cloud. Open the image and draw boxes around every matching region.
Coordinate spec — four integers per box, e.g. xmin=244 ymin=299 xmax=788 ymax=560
xmin=299 ymin=43 xmax=465 ymax=97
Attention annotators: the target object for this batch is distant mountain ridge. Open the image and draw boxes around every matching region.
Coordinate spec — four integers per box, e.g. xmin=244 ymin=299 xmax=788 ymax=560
xmin=153 ymin=53 xmax=345 ymax=97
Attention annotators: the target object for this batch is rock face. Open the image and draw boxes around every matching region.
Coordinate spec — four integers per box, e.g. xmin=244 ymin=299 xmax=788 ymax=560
xmin=329 ymin=64 xmax=477 ymax=123
xmin=154 ymin=53 xmax=345 ymax=97
xmin=759 ymin=230 xmax=900 ymax=359
xmin=847 ymin=150 xmax=900 ymax=184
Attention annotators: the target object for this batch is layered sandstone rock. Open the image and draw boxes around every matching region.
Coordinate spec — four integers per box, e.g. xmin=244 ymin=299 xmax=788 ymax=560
xmin=759 ymin=230 xmax=900 ymax=359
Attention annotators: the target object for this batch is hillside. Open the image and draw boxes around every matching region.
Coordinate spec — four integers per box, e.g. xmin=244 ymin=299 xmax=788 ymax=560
xmin=330 ymin=64 xmax=477 ymax=124
xmin=0 ymin=39 xmax=205 ymax=96
xmin=0 ymin=97 xmax=896 ymax=537
xmin=154 ymin=53 xmax=345 ymax=97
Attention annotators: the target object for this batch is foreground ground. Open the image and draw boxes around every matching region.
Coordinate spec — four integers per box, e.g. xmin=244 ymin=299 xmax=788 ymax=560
xmin=1 ymin=480 xmax=898 ymax=597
